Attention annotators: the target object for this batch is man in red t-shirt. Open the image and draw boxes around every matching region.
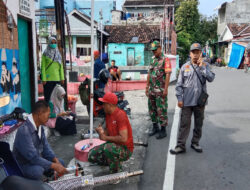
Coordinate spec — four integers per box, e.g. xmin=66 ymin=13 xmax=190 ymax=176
xmin=88 ymin=92 xmax=134 ymax=173
xmin=108 ymin=60 xmax=121 ymax=81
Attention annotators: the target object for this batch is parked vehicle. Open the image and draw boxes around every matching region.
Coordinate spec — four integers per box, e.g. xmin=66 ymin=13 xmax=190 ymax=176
xmin=79 ymin=69 xmax=131 ymax=118
xmin=215 ymin=57 xmax=225 ymax=67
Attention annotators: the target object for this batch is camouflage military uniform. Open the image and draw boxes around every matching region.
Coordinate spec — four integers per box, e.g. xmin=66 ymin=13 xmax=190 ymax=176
xmin=88 ymin=142 xmax=132 ymax=173
xmin=148 ymin=54 xmax=171 ymax=127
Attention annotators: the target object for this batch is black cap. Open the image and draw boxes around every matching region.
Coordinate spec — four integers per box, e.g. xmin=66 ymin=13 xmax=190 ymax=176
xmin=190 ymin=43 xmax=202 ymax=51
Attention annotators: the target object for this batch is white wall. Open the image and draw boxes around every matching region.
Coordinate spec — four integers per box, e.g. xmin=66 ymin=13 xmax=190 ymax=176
xmin=220 ymin=26 xmax=233 ymax=42
xmin=225 ymin=0 xmax=250 ymax=24
xmin=6 ymin=0 xmax=38 ymax=101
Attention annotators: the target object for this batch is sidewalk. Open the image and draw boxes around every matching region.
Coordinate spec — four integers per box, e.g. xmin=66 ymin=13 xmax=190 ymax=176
xmin=48 ymin=90 xmax=151 ymax=189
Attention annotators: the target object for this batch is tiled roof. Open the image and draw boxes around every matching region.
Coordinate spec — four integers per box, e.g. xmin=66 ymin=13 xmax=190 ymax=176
xmin=124 ymin=0 xmax=174 ymax=6
xmin=228 ymin=23 xmax=250 ymax=36
xmin=104 ymin=25 xmax=160 ymax=43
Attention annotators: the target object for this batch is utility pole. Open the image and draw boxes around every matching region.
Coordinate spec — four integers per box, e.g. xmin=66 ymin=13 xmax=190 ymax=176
xmin=89 ymin=0 xmax=95 ymax=145
xmin=99 ymin=9 xmax=103 ymax=61
xmin=165 ymin=6 xmax=169 ymax=54
xmin=65 ymin=10 xmax=73 ymax=71
xmin=54 ymin=0 xmax=68 ymax=107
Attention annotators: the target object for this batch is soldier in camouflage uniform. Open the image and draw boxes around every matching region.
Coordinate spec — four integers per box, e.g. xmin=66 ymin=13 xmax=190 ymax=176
xmin=88 ymin=92 xmax=134 ymax=173
xmin=88 ymin=142 xmax=132 ymax=173
xmin=146 ymin=41 xmax=172 ymax=139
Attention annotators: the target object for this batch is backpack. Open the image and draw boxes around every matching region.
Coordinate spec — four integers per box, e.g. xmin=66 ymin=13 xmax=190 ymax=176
xmin=79 ymin=78 xmax=90 ymax=105
xmin=55 ymin=115 xmax=77 ymax=135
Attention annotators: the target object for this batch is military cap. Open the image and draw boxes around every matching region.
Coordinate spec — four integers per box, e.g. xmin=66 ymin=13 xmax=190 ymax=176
xmin=150 ymin=41 xmax=161 ymax=51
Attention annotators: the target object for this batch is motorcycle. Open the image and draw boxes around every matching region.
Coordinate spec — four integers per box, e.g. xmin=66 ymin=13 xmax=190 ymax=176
xmin=79 ymin=69 xmax=131 ymax=118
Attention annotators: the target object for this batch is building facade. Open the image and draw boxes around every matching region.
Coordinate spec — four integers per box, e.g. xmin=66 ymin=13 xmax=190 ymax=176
xmin=217 ymin=0 xmax=250 ymax=36
xmin=105 ymin=25 xmax=160 ymax=67
xmin=123 ymin=0 xmax=174 ymax=17
xmin=66 ymin=9 xmax=109 ymax=63
xmin=0 ymin=0 xmax=37 ymax=115
xmin=38 ymin=0 xmax=116 ymax=24
xmin=217 ymin=0 xmax=250 ymax=67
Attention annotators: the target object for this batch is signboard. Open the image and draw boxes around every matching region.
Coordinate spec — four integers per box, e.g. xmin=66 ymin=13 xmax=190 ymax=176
xmin=39 ymin=19 xmax=49 ymax=37
xmin=19 ymin=0 xmax=31 ymax=16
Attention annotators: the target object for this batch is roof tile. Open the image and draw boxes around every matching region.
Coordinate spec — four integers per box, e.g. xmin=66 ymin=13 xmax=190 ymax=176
xmin=228 ymin=23 xmax=250 ymax=36
xmin=104 ymin=25 xmax=160 ymax=43
xmin=124 ymin=0 xmax=174 ymax=6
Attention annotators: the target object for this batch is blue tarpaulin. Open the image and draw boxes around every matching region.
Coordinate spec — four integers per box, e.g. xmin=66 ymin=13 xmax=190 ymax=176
xmin=228 ymin=43 xmax=245 ymax=68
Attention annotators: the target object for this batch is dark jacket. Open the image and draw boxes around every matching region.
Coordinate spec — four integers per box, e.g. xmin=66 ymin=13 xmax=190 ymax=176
xmin=13 ymin=119 xmax=55 ymax=171
xmin=94 ymin=58 xmax=106 ymax=89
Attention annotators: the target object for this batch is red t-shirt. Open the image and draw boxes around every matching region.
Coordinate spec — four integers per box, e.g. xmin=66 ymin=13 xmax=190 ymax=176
xmin=106 ymin=107 xmax=134 ymax=152
xmin=108 ymin=66 xmax=118 ymax=73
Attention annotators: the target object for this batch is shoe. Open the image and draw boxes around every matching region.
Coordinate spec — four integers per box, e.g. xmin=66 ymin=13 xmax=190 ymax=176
xmin=149 ymin=123 xmax=159 ymax=136
xmin=156 ymin=126 xmax=167 ymax=139
xmin=191 ymin=144 xmax=203 ymax=153
xmin=170 ymin=146 xmax=186 ymax=154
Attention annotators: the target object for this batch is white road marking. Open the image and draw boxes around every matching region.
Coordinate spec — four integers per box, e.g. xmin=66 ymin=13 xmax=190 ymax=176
xmin=163 ymin=104 xmax=181 ymax=190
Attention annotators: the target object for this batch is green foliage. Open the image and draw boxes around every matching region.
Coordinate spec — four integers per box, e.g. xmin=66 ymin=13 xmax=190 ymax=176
xmin=177 ymin=31 xmax=192 ymax=64
xmin=175 ymin=0 xmax=200 ymax=40
xmin=175 ymin=0 xmax=200 ymax=64
xmin=197 ymin=15 xmax=218 ymax=47
xmin=175 ymin=0 xmax=218 ymax=64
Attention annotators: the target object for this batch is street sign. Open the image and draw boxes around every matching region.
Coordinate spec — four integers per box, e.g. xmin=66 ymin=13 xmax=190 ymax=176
xmin=19 ymin=0 xmax=31 ymax=16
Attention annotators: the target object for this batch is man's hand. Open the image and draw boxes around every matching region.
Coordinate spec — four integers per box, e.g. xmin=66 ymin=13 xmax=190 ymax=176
xmin=51 ymin=163 xmax=67 ymax=176
xmin=42 ymin=81 xmax=46 ymax=85
xmin=99 ymin=133 xmax=107 ymax=141
xmin=53 ymin=157 xmax=60 ymax=164
xmin=178 ymin=101 xmax=183 ymax=108
xmin=60 ymin=80 xmax=65 ymax=85
xmin=96 ymin=125 xmax=107 ymax=141
xmin=96 ymin=125 xmax=104 ymax=134
xmin=163 ymin=89 xmax=168 ymax=97
xmin=198 ymin=53 xmax=205 ymax=67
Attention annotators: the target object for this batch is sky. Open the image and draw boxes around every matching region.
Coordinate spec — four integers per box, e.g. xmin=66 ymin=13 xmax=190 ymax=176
xmin=116 ymin=0 xmax=232 ymax=17
xmin=198 ymin=0 xmax=231 ymax=16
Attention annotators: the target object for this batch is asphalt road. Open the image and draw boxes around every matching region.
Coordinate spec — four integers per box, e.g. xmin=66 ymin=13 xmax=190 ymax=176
xmin=140 ymin=67 xmax=250 ymax=190
xmin=49 ymin=67 xmax=250 ymax=190
xmin=173 ymin=67 xmax=250 ymax=190
xmin=138 ymin=82 xmax=176 ymax=190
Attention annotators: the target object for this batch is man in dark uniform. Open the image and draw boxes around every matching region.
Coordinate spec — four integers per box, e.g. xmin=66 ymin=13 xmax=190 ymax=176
xmin=170 ymin=43 xmax=215 ymax=154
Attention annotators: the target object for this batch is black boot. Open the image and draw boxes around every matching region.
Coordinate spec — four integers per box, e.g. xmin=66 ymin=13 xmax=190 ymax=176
xmin=149 ymin=123 xmax=159 ymax=136
xmin=156 ymin=126 xmax=167 ymax=139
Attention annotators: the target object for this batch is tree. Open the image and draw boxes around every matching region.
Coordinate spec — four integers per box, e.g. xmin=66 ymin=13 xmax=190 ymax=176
xmin=177 ymin=31 xmax=192 ymax=63
xmin=197 ymin=15 xmax=218 ymax=47
xmin=175 ymin=0 xmax=200 ymax=64
xmin=175 ymin=0 xmax=218 ymax=64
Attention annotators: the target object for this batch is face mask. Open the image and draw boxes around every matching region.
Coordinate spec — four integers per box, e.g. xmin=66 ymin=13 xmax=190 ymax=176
xmin=50 ymin=44 xmax=57 ymax=49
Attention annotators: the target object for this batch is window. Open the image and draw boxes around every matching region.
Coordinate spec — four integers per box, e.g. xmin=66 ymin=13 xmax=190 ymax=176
xmin=77 ymin=37 xmax=91 ymax=44
xmin=114 ymin=51 xmax=122 ymax=54
xmin=77 ymin=48 xmax=91 ymax=57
